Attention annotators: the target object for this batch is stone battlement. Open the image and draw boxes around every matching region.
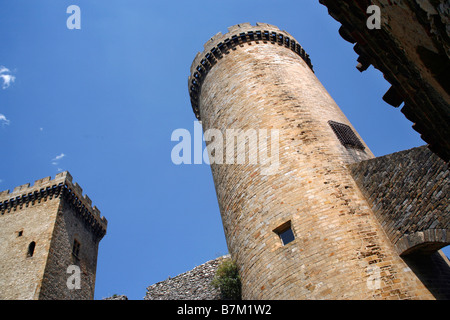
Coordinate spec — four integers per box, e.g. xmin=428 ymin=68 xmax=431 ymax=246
xmin=0 ymin=171 xmax=107 ymax=239
xmin=188 ymin=22 xmax=313 ymax=120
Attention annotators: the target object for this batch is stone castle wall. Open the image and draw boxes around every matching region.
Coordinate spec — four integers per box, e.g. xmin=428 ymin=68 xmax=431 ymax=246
xmin=350 ymin=145 xmax=449 ymax=256
xmin=349 ymin=145 xmax=450 ymax=299
xmin=319 ymin=0 xmax=450 ymax=162
xmin=144 ymin=256 xmax=228 ymax=300
xmin=38 ymin=196 xmax=103 ymax=299
xmin=0 ymin=172 xmax=107 ymax=300
xmin=189 ymin=22 xmax=437 ymax=300
xmin=0 ymin=194 xmax=60 ymax=299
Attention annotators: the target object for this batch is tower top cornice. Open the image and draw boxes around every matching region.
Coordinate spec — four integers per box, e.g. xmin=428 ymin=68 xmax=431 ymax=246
xmin=0 ymin=171 xmax=107 ymax=239
xmin=188 ymin=22 xmax=313 ymax=120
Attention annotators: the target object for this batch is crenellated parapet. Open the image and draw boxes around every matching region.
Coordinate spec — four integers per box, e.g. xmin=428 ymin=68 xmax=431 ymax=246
xmin=0 ymin=171 xmax=107 ymax=240
xmin=188 ymin=22 xmax=314 ymax=120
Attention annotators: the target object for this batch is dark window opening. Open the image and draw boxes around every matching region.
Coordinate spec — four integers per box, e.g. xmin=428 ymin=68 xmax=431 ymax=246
xmin=328 ymin=120 xmax=365 ymax=150
xmin=17 ymin=230 xmax=23 ymax=237
xmin=72 ymin=239 xmax=81 ymax=258
xmin=27 ymin=241 xmax=36 ymax=257
xmin=274 ymin=221 xmax=295 ymax=246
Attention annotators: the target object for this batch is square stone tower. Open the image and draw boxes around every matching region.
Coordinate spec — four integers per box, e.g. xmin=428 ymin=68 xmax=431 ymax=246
xmin=0 ymin=171 xmax=107 ymax=300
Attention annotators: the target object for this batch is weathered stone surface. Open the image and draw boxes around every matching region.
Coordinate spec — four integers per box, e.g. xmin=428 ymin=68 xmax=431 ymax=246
xmin=0 ymin=172 xmax=107 ymax=300
xmin=188 ymin=22 xmax=438 ymax=300
xmin=103 ymin=294 xmax=128 ymax=300
xmin=144 ymin=256 xmax=229 ymax=300
xmin=349 ymin=145 xmax=450 ymax=299
xmin=319 ymin=0 xmax=450 ymax=162
xmin=349 ymin=145 xmax=450 ymax=255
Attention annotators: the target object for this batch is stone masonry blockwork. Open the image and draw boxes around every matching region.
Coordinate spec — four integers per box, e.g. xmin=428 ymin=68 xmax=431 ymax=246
xmin=318 ymin=0 xmax=450 ymax=162
xmin=349 ymin=145 xmax=450 ymax=256
xmin=144 ymin=256 xmax=228 ymax=300
xmin=0 ymin=172 xmax=107 ymax=300
xmin=188 ymin=22 xmax=441 ymax=300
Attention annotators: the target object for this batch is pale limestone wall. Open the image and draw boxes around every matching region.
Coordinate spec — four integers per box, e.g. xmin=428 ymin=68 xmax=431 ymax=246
xmin=0 ymin=172 xmax=106 ymax=300
xmin=190 ymin=23 xmax=436 ymax=299
xmin=349 ymin=145 xmax=450 ymax=299
xmin=0 ymin=198 xmax=59 ymax=299
xmin=38 ymin=199 xmax=101 ymax=300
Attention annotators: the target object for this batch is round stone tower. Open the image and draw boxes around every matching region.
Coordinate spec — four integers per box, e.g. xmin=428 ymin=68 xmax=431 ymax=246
xmin=188 ymin=22 xmax=435 ymax=299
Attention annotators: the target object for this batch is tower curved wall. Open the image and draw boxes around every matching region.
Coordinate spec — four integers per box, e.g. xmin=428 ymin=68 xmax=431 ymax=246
xmin=189 ymin=22 xmax=435 ymax=299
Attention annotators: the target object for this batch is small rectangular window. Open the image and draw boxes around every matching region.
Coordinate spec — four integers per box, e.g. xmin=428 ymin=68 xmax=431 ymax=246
xmin=27 ymin=241 xmax=36 ymax=257
xmin=72 ymin=239 xmax=81 ymax=258
xmin=328 ymin=120 xmax=365 ymax=150
xmin=274 ymin=221 xmax=295 ymax=246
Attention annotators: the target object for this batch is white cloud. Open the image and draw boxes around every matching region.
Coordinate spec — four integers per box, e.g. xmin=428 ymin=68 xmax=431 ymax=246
xmin=52 ymin=153 xmax=66 ymax=161
xmin=0 ymin=114 xmax=10 ymax=126
xmin=0 ymin=66 xmax=15 ymax=89
xmin=51 ymin=153 xmax=66 ymax=171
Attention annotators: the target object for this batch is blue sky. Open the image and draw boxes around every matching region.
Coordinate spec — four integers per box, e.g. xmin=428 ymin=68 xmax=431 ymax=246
xmin=0 ymin=1 xmax=447 ymax=300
